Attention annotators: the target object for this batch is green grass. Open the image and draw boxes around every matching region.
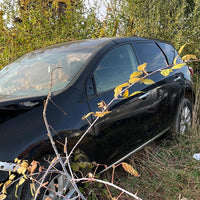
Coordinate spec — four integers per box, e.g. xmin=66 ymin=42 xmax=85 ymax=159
xmin=100 ymin=75 xmax=200 ymax=200
xmin=107 ymin=130 xmax=200 ymax=200
xmin=89 ymin=79 xmax=200 ymax=200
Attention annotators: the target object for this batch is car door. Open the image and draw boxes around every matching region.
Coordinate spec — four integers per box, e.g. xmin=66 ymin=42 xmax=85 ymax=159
xmin=86 ymin=43 xmax=161 ymax=165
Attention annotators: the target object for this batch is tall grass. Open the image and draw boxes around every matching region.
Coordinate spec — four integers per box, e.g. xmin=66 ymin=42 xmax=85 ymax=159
xmin=109 ymin=78 xmax=200 ymax=200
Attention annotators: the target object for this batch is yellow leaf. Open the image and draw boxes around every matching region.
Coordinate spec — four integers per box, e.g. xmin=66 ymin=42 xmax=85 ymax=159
xmin=9 ymin=174 xmax=15 ymax=181
xmin=0 ymin=194 xmax=6 ymax=200
xmin=17 ymin=166 xmax=27 ymax=175
xmin=171 ymin=63 xmax=186 ymax=70
xmin=28 ymin=160 xmax=38 ymax=175
xmin=21 ymin=160 xmax=28 ymax=169
xmin=97 ymin=101 xmax=106 ymax=109
xmin=15 ymin=177 xmax=26 ymax=197
xmin=137 ymin=63 xmax=147 ymax=74
xmin=82 ymin=112 xmax=94 ymax=120
xmin=19 ymin=177 xmax=26 ymax=186
xmin=178 ymin=43 xmax=188 ymax=55
xmin=130 ymin=71 xmax=143 ymax=79
xmin=114 ymin=82 xmax=129 ymax=97
xmin=123 ymin=89 xmax=129 ymax=98
xmin=121 ymin=162 xmax=140 ymax=177
xmin=30 ymin=182 xmax=36 ymax=197
xmin=94 ymin=111 xmax=111 ymax=118
xmin=182 ymin=54 xmax=197 ymax=62
xmin=129 ymin=77 xmax=140 ymax=84
xmin=142 ymin=79 xmax=155 ymax=85
xmin=2 ymin=179 xmax=12 ymax=194
xmin=114 ymin=85 xmax=122 ymax=97
xmin=161 ymin=69 xmax=173 ymax=77
xmin=173 ymin=55 xmax=179 ymax=65
xmin=14 ymin=158 xmax=21 ymax=164
xmin=118 ymin=82 xmax=130 ymax=88
xmin=129 ymin=91 xmax=144 ymax=97
xmin=22 ymin=172 xmax=28 ymax=179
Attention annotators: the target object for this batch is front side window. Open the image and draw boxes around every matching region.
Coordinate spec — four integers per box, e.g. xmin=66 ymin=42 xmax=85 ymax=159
xmin=94 ymin=44 xmax=138 ymax=94
xmin=135 ymin=42 xmax=167 ymax=72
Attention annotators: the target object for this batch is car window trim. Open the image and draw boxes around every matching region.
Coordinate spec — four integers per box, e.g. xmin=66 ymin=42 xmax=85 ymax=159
xmin=156 ymin=42 xmax=170 ymax=66
xmin=133 ymin=41 xmax=169 ymax=72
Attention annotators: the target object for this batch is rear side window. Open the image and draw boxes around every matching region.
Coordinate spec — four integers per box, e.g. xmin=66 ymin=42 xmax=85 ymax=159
xmin=158 ymin=42 xmax=175 ymax=65
xmin=134 ymin=42 xmax=167 ymax=72
xmin=94 ymin=44 xmax=138 ymax=94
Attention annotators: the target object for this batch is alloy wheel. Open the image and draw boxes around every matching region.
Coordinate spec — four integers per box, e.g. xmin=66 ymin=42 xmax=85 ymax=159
xmin=179 ymin=105 xmax=192 ymax=134
xmin=42 ymin=174 xmax=77 ymax=200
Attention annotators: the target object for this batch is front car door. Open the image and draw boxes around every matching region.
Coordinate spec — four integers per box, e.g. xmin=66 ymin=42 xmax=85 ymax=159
xmin=86 ymin=43 xmax=163 ymax=165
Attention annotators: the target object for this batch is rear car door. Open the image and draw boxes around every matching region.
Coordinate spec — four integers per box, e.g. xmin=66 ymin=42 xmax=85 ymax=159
xmin=86 ymin=43 xmax=163 ymax=164
xmin=133 ymin=41 xmax=182 ymax=138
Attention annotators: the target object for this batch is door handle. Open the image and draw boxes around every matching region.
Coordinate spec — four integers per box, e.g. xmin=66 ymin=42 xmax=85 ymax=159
xmin=174 ymin=76 xmax=181 ymax=82
xmin=139 ymin=92 xmax=150 ymax=100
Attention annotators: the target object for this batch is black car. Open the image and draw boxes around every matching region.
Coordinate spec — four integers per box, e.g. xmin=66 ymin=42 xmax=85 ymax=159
xmin=0 ymin=37 xmax=194 ymax=199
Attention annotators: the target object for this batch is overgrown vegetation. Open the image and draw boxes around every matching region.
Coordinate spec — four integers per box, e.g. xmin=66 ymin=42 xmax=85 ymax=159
xmin=0 ymin=0 xmax=199 ymax=67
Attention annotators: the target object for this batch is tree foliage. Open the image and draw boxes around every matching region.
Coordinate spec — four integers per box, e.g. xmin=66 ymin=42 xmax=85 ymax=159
xmin=0 ymin=0 xmax=199 ymax=68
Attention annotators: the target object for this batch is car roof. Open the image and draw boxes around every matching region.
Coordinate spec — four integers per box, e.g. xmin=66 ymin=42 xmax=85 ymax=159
xmin=19 ymin=37 xmax=170 ymax=59
xmin=46 ymin=37 xmax=155 ymax=49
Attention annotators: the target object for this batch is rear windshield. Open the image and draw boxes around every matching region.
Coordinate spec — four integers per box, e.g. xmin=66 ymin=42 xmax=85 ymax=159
xmin=0 ymin=47 xmax=94 ymax=99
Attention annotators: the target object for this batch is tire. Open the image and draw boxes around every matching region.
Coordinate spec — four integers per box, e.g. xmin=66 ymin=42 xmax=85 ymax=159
xmin=172 ymin=97 xmax=192 ymax=134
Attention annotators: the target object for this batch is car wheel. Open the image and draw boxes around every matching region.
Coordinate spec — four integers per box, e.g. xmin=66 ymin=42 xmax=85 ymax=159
xmin=173 ymin=97 xmax=192 ymax=134
xmin=41 ymin=173 xmax=77 ymax=200
xmin=16 ymin=156 xmax=79 ymax=200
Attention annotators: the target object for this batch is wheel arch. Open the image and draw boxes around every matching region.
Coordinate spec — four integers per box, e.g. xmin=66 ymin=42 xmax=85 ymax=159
xmin=17 ymin=129 xmax=95 ymax=164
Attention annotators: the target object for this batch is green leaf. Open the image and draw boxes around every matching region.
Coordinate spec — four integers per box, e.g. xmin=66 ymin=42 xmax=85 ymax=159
xmin=79 ymin=162 xmax=88 ymax=169
xmin=71 ymin=162 xmax=80 ymax=172
xmin=88 ymin=163 xmax=93 ymax=169
xmin=74 ymin=154 xmax=81 ymax=161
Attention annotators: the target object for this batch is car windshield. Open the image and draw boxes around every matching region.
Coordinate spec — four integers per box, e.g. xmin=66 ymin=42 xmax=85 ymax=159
xmin=0 ymin=47 xmax=94 ymax=99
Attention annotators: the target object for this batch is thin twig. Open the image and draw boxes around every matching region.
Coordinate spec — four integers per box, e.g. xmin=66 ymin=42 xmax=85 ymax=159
xmin=75 ymin=177 xmax=142 ymax=200
xmin=116 ymin=191 xmax=125 ymax=200
xmin=34 ymin=68 xmax=86 ymax=200
xmin=105 ymin=184 xmax=113 ymax=199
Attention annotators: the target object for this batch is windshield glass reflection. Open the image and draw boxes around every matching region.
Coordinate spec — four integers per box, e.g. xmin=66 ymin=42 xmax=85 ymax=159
xmin=0 ymin=47 xmax=94 ymax=98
